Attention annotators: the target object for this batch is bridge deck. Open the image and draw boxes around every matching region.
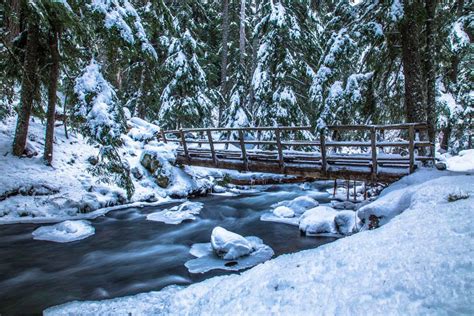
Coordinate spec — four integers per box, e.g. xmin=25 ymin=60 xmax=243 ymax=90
xmin=160 ymin=123 xmax=434 ymax=183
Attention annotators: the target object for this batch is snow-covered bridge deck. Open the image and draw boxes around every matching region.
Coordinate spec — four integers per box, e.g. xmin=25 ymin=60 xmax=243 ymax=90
xmin=160 ymin=123 xmax=434 ymax=183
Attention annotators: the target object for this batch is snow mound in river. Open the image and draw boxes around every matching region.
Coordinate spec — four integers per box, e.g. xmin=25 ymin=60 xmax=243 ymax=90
xmin=185 ymin=232 xmax=274 ymax=273
xmin=146 ymin=201 xmax=203 ymax=224
xmin=211 ymin=227 xmax=254 ymax=260
xmin=260 ymin=195 xmax=319 ymax=226
xmin=32 ymin=220 xmax=95 ymax=242
xmin=299 ymin=206 xmax=340 ymax=236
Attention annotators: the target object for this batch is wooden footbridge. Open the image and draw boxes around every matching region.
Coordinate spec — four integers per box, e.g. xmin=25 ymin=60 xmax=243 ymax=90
xmin=159 ymin=123 xmax=434 ymax=183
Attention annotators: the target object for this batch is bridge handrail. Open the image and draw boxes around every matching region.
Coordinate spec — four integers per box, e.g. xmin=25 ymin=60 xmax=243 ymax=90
xmin=158 ymin=123 xmax=434 ymax=180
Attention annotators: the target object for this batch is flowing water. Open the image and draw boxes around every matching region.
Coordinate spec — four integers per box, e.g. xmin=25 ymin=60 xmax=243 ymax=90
xmin=0 ymin=182 xmax=338 ymax=315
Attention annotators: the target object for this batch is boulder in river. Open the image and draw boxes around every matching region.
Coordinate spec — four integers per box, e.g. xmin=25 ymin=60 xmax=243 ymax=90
xmin=211 ymin=227 xmax=254 ymax=260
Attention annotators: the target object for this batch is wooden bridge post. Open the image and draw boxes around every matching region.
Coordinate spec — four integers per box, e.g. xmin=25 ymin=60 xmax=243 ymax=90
xmin=207 ymin=129 xmax=217 ymax=166
xmin=370 ymin=126 xmax=377 ymax=181
xmin=408 ymin=125 xmax=415 ymax=173
xmin=180 ymin=129 xmax=190 ymax=162
xmin=320 ymin=130 xmax=327 ymax=176
xmin=160 ymin=130 xmax=167 ymax=143
xmin=238 ymin=129 xmax=248 ymax=171
xmin=275 ymin=128 xmax=284 ymax=172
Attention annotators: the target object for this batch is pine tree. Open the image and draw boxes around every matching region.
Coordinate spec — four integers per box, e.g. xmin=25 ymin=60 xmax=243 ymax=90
xmin=251 ymin=1 xmax=311 ymax=135
xmin=158 ymin=27 xmax=212 ymax=129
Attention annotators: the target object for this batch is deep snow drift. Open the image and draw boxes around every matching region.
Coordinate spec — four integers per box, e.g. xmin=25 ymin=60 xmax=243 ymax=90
xmin=46 ymin=168 xmax=474 ymax=315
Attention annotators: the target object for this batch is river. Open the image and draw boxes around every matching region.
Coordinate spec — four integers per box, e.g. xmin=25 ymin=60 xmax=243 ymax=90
xmin=0 ymin=182 xmax=338 ymax=315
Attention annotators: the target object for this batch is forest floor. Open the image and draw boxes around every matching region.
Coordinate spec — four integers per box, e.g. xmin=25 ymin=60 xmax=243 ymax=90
xmin=45 ymin=152 xmax=474 ymax=315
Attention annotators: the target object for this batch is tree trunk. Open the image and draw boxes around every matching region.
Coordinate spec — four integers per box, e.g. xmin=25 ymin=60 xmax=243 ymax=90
xmin=400 ymin=2 xmax=426 ymax=124
xmin=424 ymin=0 xmax=437 ymax=144
xmin=12 ymin=21 xmax=39 ymax=156
xmin=239 ymin=0 xmax=246 ymax=66
xmin=44 ymin=28 xmax=60 ymax=165
xmin=440 ymin=123 xmax=451 ymax=151
xmin=248 ymin=0 xmax=260 ymax=120
xmin=218 ymin=0 xmax=230 ymax=126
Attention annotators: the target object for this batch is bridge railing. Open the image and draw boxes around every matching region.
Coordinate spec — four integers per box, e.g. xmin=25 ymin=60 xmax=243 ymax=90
xmin=159 ymin=123 xmax=434 ymax=181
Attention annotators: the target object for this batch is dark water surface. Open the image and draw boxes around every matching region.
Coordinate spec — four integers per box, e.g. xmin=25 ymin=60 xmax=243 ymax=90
xmin=0 ymin=182 xmax=336 ymax=315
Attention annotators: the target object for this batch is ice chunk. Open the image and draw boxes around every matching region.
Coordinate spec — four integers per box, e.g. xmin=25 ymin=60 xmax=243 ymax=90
xmin=211 ymin=227 xmax=253 ymax=260
xmin=273 ymin=196 xmax=319 ymax=215
xmin=334 ymin=211 xmax=356 ymax=235
xmin=32 ymin=220 xmax=95 ymax=243
xmin=185 ymin=236 xmax=274 ymax=273
xmin=260 ymin=212 xmax=300 ymax=226
xmin=273 ymin=206 xmax=295 ymax=218
xmin=146 ymin=201 xmax=203 ymax=225
xmin=299 ymin=206 xmax=339 ymax=236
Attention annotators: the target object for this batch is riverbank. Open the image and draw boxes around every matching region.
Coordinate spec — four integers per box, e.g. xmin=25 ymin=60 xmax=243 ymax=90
xmin=0 ymin=116 xmax=293 ymax=224
xmin=46 ymin=163 xmax=474 ymax=314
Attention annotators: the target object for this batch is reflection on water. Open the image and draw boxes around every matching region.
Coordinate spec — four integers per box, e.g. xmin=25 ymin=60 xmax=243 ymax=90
xmin=0 ymin=182 xmax=336 ymax=315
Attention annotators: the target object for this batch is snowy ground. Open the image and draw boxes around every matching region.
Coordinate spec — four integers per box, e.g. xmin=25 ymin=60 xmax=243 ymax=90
xmin=46 ymin=162 xmax=474 ymax=315
xmin=0 ymin=117 xmax=291 ymax=224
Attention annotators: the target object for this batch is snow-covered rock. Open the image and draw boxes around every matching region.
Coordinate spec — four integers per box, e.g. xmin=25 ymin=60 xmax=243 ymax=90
xmin=210 ymin=227 xmax=253 ymax=260
xmin=185 ymin=235 xmax=274 ymax=273
xmin=299 ymin=206 xmax=339 ymax=236
xmin=334 ymin=211 xmax=357 ymax=235
xmin=261 ymin=195 xmax=320 ymax=225
xmin=273 ymin=206 xmax=295 ymax=218
xmin=32 ymin=220 xmax=95 ymax=243
xmin=273 ymin=196 xmax=319 ymax=215
xmin=146 ymin=201 xmax=203 ymax=225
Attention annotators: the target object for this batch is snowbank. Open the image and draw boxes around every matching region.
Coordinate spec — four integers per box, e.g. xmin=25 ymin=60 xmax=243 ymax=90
xmin=0 ymin=116 xmax=242 ymax=224
xmin=32 ymin=220 xmax=95 ymax=243
xmin=446 ymin=149 xmax=474 ymax=172
xmin=46 ymin=172 xmax=474 ymax=315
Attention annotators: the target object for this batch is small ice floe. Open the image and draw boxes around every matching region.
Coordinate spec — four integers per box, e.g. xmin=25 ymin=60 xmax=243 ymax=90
xmin=32 ymin=220 xmax=95 ymax=243
xmin=146 ymin=201 xmax=204 ymax=225
xmin=184 ymin=227 xmax=274 ymax=273
xmin=260 ymin=196 xmax=319 ymax=226
xmin=211 ymin=185 xmax=238 ymax=197
xmin=299 ymin=206 xmax=341 ymax=237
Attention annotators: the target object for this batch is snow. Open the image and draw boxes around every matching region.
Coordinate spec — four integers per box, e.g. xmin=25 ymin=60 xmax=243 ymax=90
xmin=74 ymin=59 xmax=124 ymax=142
xmin=446 ymin=149 xmax=474 ymax=172
xmin=272 ymin=206 xmax=294 ymax=218
xmin=210 ymin=227 xmax=253 ymax=260
xmin=298 ymin=206 xmax=339 ymax=236
xmin=90 ymin=0 xmax=157 ymax=58
xmin=47 ymin=169 xmax=474 ymax=315
xmin=0 ymin=115 xmax=211 ymax=224
xmin=32 ymin=220 xmax=95 ymax=243
xmin=146 ymin=201 xmax=203 ymax=225
xmin=260 ymin=195 xmax=319 ymax=226
xmin=185 ymin=235 xmax=274 ymax=273
xmin=334 ymin=211 xmax=357 ymax=235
